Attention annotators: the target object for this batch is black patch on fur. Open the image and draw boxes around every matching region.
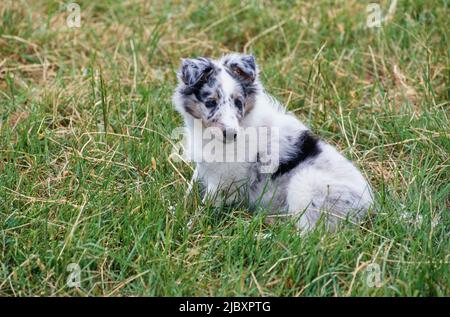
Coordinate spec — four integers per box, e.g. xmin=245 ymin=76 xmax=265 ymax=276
xmin=207 ymin=106 xmax=219 ymax=120
xmin=271 ymin=131 xmax=321 ymax=179
xmin=242 ymin=83 xmax=258 ymax=97
xmin=180 ymin=86 xmax=195 ymax=96
xmin=180 ymin=58 xmax=217 ymax=96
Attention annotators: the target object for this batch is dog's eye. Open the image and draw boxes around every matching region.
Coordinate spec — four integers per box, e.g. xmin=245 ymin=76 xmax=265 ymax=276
xmin=234 ymin=98 xmax=243 ymax=110
xmin=205 ymin=99 xmax=217 ymax=108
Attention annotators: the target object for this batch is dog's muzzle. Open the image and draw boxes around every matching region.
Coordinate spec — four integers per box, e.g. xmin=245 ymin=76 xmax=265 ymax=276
xmin=222 ymin=128 xmax=237 ymax=143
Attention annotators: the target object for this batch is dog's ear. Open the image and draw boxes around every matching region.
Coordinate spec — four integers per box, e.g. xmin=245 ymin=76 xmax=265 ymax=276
xmin=179 ymin=57 xmax=215 ymax=88
xmin=224 ymin=54 xmax=257 ymax=84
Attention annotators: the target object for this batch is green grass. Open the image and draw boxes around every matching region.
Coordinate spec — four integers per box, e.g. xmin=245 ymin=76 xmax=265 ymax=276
xmin=0 ymin=0 xmax=449 ymax=296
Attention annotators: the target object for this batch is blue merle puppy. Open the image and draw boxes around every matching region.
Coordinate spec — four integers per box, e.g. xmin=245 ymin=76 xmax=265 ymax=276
xmin=173 ymin=53 xmax=373 ymax=232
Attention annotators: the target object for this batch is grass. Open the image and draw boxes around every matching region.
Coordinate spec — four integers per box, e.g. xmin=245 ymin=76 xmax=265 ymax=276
xmin=0 ymin=0 xmax=448 ymax=296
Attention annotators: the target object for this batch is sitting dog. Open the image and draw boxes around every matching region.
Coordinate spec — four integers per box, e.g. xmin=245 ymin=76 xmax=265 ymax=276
xmin=172 ymin=53 xmax=373 ymax=232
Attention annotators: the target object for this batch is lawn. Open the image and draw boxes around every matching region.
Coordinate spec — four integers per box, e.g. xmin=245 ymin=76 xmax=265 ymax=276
xmin=0 ymin=0 xmax=448 ymax=296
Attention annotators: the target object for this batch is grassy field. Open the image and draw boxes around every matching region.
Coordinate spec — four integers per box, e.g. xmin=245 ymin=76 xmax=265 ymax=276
xmin=0 ymin=0 xmax=448 ymax=296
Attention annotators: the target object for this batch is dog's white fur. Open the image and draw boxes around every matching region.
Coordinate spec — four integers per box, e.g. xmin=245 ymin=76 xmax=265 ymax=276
xmin=173 ymin=53 xmax=373 ymax=232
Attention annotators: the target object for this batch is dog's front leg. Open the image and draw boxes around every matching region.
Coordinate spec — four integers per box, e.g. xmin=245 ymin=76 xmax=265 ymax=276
xmin=203 ymin=183 xmax=246 ymax=208
xmin=202 ymin=183 xmax=222 ymax=206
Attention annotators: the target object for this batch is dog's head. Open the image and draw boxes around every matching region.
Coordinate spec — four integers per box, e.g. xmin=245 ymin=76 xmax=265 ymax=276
xmin=173 ymin=53 xmax=260 ymax=142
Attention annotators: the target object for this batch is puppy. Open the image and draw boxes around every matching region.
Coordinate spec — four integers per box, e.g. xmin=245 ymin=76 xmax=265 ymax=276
xmin=173 ymin=53 xmax=373 ymax=232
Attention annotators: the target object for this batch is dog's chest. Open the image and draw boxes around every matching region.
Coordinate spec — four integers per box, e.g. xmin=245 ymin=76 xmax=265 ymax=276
xmin=197 ymin=161 xmax=288 ymax=211
xmin=197 ymin=162 xmax=253 ymax=187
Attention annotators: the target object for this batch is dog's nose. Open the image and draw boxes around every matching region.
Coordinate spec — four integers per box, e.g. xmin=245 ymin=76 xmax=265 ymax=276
xmin=223 ymin=129 xmax=237 ymax=142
